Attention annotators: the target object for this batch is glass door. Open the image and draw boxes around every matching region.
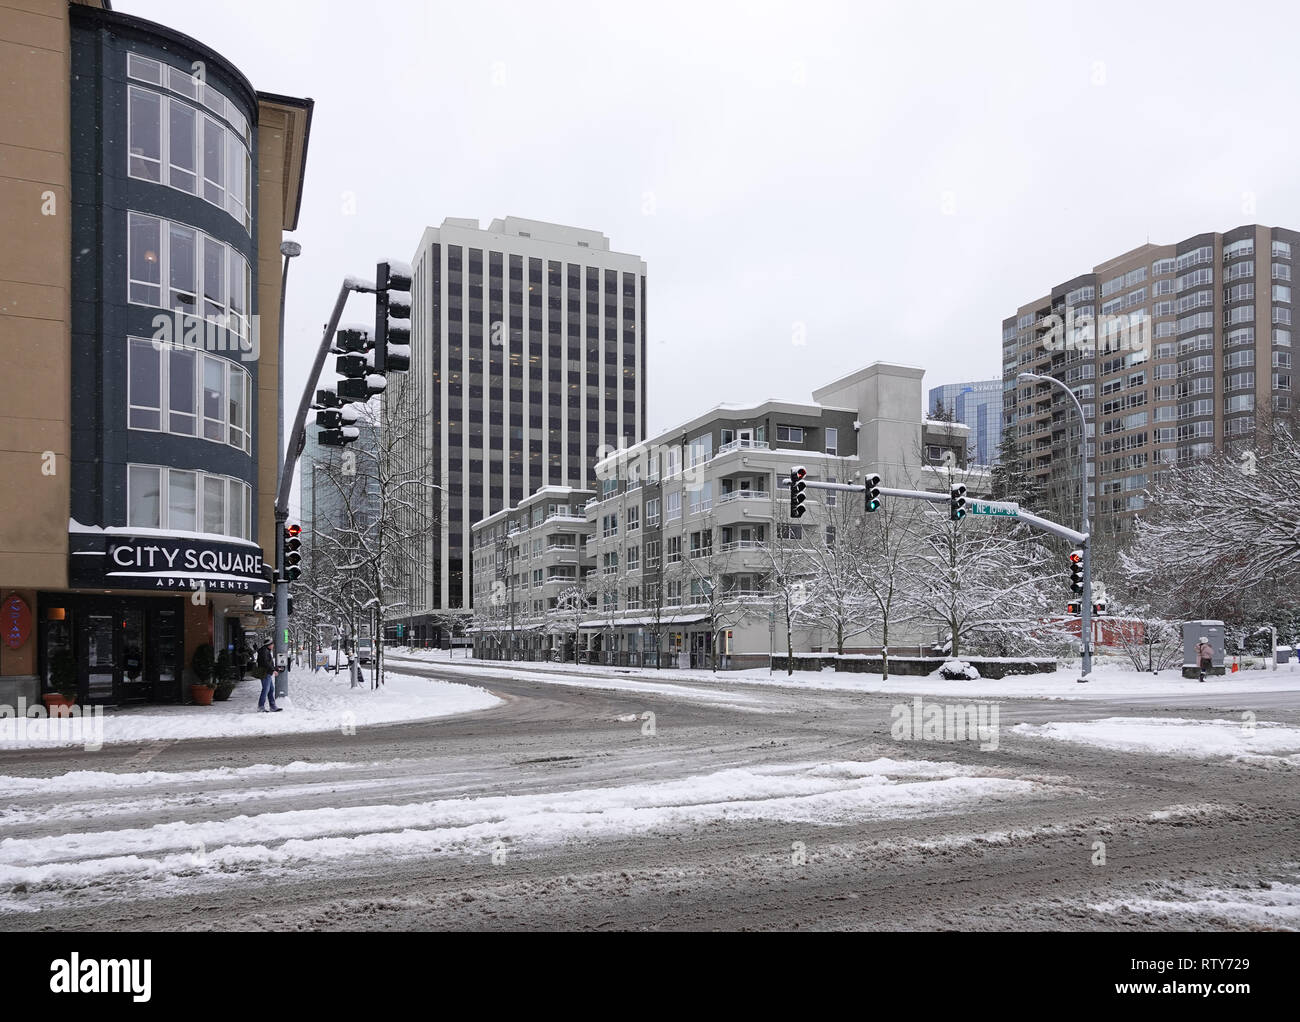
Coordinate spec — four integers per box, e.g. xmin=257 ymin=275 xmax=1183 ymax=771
xmin=83 ymin=613 xmax=117 ymax=703
xmin=120 ymin=606 xmax=148 ymax=703
xmin=151 ymin=605 xmax=182 ymax=703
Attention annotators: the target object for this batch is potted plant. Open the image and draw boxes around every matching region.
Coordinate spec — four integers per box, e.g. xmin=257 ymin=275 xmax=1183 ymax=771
xmin=190 ymin=643 xmax=216 ymax=706
xmin=44 ymin=648 xmax=77 ymax=716
xmin=213 ymin=649 xmax=238 ymax=702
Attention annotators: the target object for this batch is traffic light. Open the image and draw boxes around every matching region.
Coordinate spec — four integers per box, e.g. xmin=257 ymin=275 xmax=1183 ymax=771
xmin=790 ymin=466 xmax=807 ymax=519
xmin=315 ymin=389 xmax=360 ymax=447
xmin=1069 ymin=549 xmax=1084 ymax=593
xmin=334 ymin=325 xmax=370 ymax=353
xmin=373 ymin=260 xmax=412 ymax=373
xmin=1066 ymin=601 xmax=1081 ymax=616
xmin=865 ymin=473 xmax=882 ymax=513
xmin=283 ymin=523 xmax=302 ymax=582
xmin=949 ymin=483 xmax=967 ymax=521
xmin=1092 ymin=598 xmax=1107 ymax=616
xmin=318 ymin=425 xmax=360 ymax=447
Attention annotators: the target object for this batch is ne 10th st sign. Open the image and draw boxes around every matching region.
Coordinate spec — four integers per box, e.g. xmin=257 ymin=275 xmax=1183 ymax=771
xmin=968 ymin=499 xmax=1020 ymax=518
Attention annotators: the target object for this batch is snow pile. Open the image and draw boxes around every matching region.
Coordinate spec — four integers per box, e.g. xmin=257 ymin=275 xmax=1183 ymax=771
xmin=1012 ymin=717 xmax=1300 ymax=761
xmin=0 ymin=671 xmax=499 ymax=749
xmin=1092 ymin=878 xmax=1300 ymax=930
xmin=937 ymin=659 xmax=981 ymax=680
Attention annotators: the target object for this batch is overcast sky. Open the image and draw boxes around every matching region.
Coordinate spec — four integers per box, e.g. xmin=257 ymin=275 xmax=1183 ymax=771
xmin=121 ymin=0 xmax=1300 ymax=512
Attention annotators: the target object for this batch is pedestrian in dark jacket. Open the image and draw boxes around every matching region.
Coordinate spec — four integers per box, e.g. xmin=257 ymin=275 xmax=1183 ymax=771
xmin=1196 ymin=637 xmax=1214 ymax=682
xmin=256 ymin=640 xmax=282 ymax=712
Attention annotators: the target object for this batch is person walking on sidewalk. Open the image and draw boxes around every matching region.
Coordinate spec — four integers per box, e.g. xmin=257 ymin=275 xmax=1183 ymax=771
xmin=1196 ymin=636 xmax=1215 ymax=682
xmin=256 ymin=639 xmax=283 ymax=712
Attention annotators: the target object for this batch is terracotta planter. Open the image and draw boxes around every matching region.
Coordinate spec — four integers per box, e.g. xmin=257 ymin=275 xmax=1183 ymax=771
xmin=190 ymin=684 xmax=215 ymax=706
xmin=42 ymin=693 xmax=76 ymax=717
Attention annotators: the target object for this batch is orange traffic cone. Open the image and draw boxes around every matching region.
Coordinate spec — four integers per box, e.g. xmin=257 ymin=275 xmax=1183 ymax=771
xmin=1231 ymin=657 xmax=1239 ymax=673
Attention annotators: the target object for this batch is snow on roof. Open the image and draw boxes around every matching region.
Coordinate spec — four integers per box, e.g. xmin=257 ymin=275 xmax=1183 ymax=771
xmin=68 ymin=519 xmax=263 ymax=549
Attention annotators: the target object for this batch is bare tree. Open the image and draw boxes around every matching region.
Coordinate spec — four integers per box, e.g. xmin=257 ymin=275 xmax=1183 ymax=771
xmin=900 ymin=503 xmax=1059 ymax=661
xmin=307 ymin=383 xmax=438 ymax=688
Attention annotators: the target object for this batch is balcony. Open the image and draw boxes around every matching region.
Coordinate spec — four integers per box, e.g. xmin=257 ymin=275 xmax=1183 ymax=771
xmin=717 ymin=438 xmax=771 ymax=456
xmin=717 ymin=489 xmax=770 ymax=504
xmin=719 ymin=540 xmax=764 ymax=553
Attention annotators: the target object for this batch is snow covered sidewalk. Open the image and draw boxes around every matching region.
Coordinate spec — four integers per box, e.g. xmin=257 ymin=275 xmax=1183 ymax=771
xmin=389 ymin=649 xmax=1300 ymax=702
xmin=0 ymin=671 xmax=500 ymax=750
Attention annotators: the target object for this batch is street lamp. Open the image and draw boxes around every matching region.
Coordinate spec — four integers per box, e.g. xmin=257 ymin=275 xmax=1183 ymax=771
xmin=1018 ymin=370 xmax=1094 ymax=680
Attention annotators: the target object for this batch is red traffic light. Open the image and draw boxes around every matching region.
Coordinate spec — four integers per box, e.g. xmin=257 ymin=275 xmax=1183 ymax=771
xmin=286 ymin=524 xmax=302 ymax=538
xmin=1069 ymin=550 xmax=1083 ymax=564
xmin=792 ymin=466 xmax=807 ymax=481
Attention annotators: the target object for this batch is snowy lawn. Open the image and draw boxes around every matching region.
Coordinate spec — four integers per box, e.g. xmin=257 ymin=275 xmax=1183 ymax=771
xmin=1012 ymin=717 xmax=1300 ymax=764
xmin=389 ymin=649 xmax=1300 ymax=701
xmin=0 ymin=671 xmax=500 ymax=750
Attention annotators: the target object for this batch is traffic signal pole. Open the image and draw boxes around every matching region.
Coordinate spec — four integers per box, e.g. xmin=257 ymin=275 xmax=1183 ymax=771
xmin=272 ymin=278 xmax=375 ymax=695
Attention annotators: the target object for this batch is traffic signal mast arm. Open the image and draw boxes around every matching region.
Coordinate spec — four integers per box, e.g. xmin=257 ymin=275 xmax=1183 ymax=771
xmin=275 ymin=277 xmax=373 ymax=519
xmin=779 ymin=478 xmax=1089 ymax=545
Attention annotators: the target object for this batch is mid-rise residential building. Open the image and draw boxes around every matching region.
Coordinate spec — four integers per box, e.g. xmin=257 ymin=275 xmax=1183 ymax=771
xmin=469 ymin=362 xmax=988 ymax=667
xmin=1003 ymin=225 xmax=1298 ymax=535
xmin=0 ymin=1 xmax=311 ymax=706
xmin=394 ymin=217 xmax=647 ymax=641
xmin=928 ymin=379 xmax=1001 ymax=466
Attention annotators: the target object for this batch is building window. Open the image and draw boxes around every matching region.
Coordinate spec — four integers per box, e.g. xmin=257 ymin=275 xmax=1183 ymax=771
xmin=127 ymin=213 xmax=251 ymax=339
xmin=128 ymin=87 xmax=162 ymax=182
xmin=126 ymin=67 xmax=252 ymax=231
xmin=825 ymin=427 xmax=838 ymax=455
xmin=128 ymin=341 xmax=249 ymax=453
xmin=128 ymin=213 xmax=162 ymax=305
xmin=170 ymin=348 xmax=197 ymax=435
xmin=127 ymin=464 xmax=250 ymax=540
xmin=127 ymin=339 xmax=162 ymax=430
xmin=626 ymin=505 xmax=639 ymax=531
xmin=776 ymin=424 xmax=803 ymax=443
xmin=666 ymin=491 xmax=682 ymax=521
xmin=645 ymin=497 xmax=660 ymax=526
xmin=127 ymin=464 xmax=162 ymax=528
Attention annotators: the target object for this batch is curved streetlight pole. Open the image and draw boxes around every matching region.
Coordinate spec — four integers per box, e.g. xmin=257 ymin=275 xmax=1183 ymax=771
xmin=1019 ymin=371 xmax=1093 ymax=679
